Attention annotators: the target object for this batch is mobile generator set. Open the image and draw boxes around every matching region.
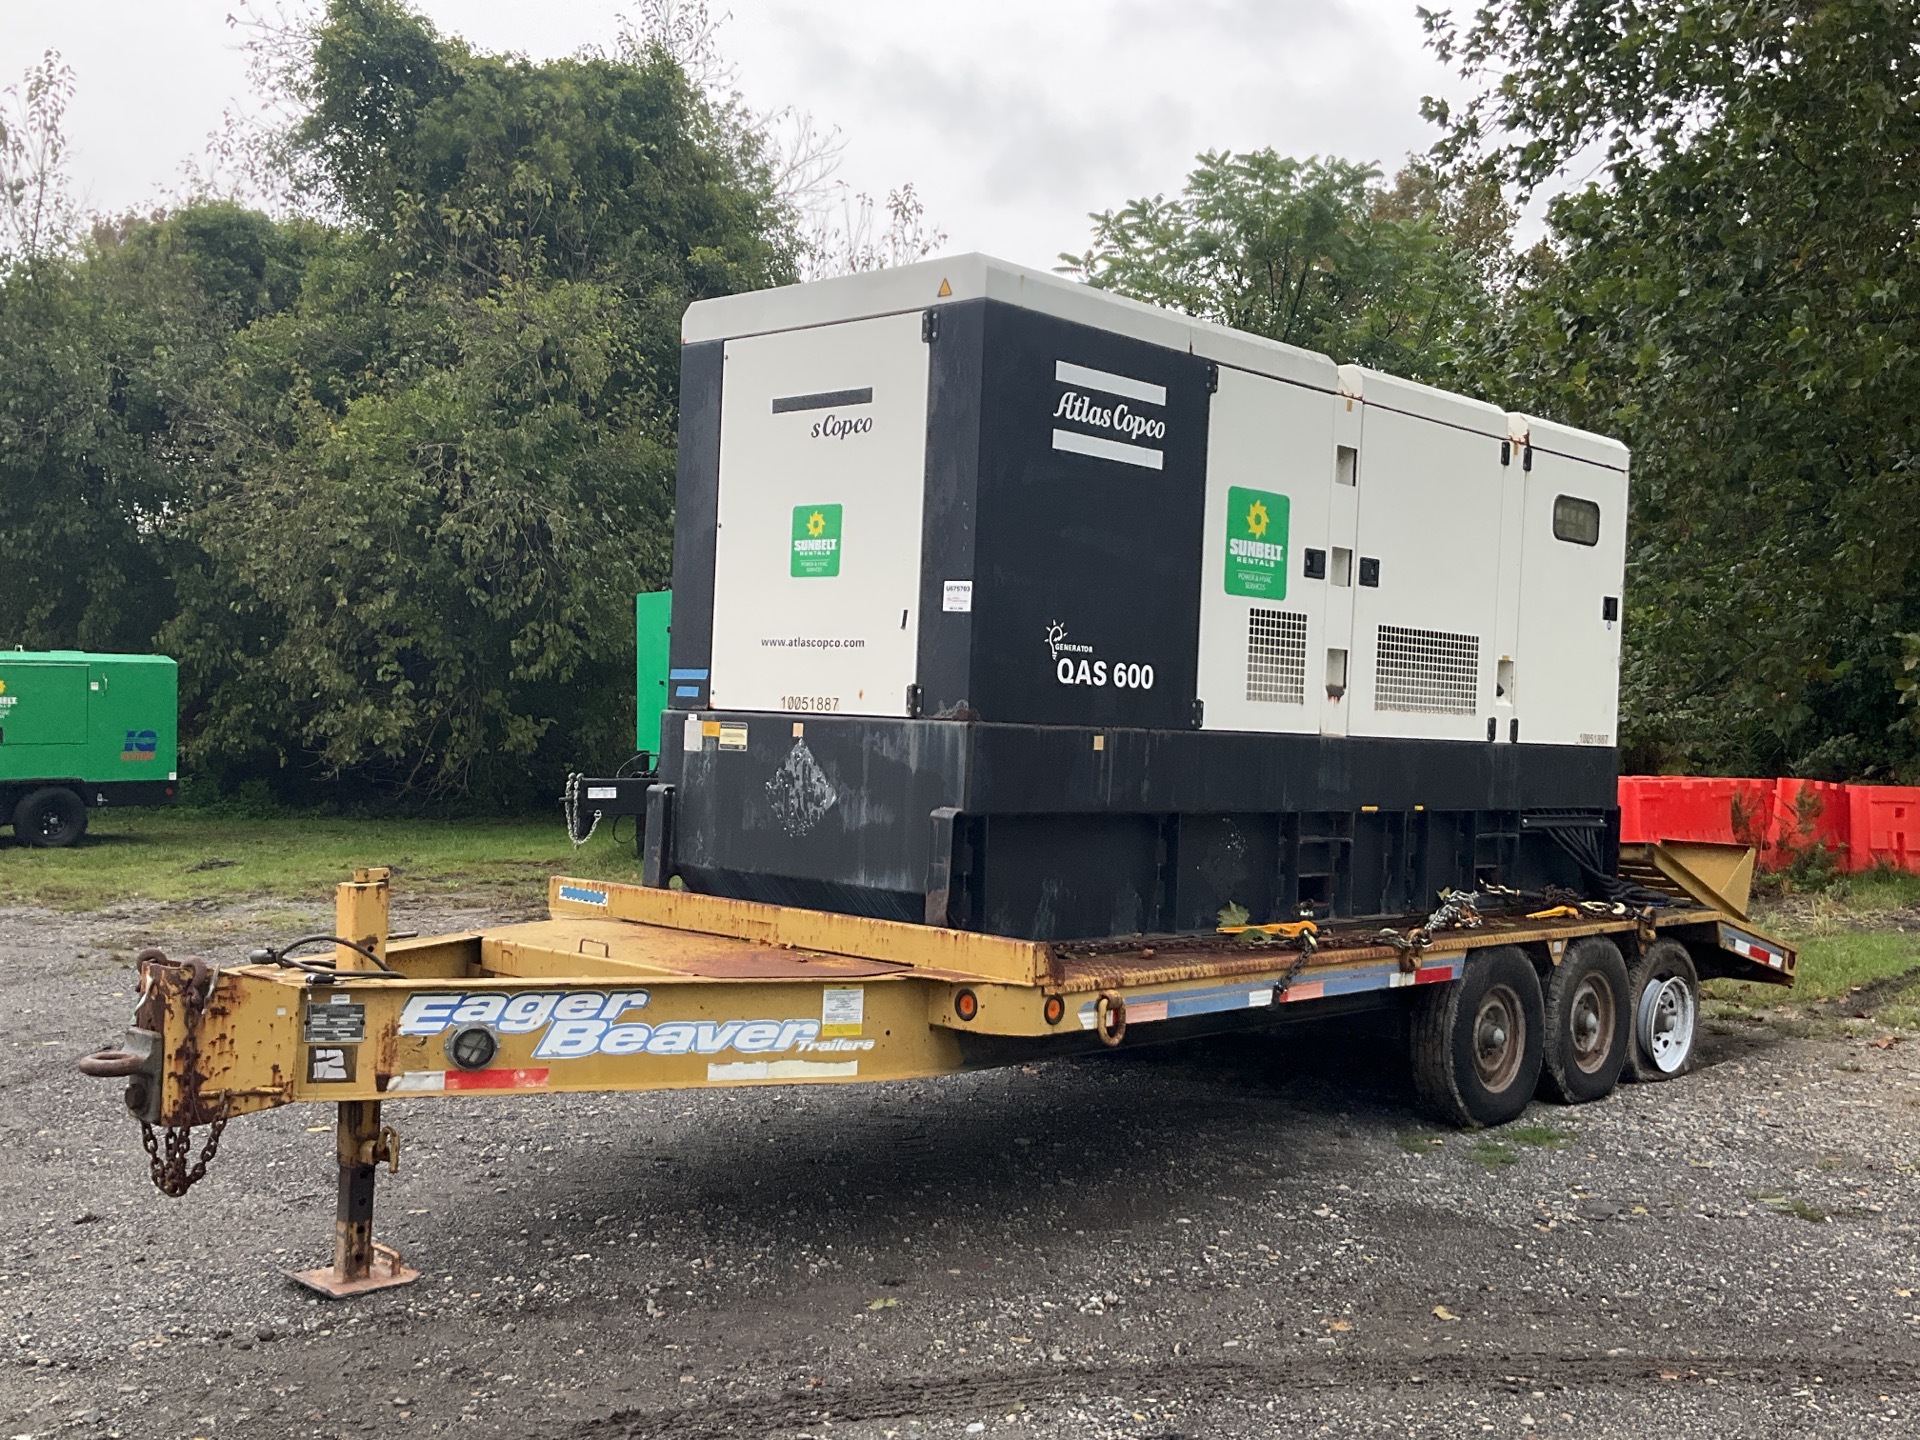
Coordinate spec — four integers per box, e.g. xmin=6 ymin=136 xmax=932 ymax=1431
xmin=580 ymin=253 xmax=1629 ymax=940
xmin=86 ymin=257 xmax=1793 ymax=1299
xmin=0 ymin=650 xmax=178 ymax=847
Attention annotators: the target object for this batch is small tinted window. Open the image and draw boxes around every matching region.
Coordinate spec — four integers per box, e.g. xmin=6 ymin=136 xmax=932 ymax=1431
xmin=1553 ymin=494 xmax=1601 ymax=546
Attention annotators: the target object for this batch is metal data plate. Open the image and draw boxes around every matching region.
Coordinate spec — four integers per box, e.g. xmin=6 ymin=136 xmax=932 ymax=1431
xmin=304 ymin=998 xmax=367 ymax=1045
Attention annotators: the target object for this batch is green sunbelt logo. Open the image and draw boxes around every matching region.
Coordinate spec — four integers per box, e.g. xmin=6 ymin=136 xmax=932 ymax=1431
xmin=1224 ymin=486 xmax=1288 ymax=599
xmin=791 ymin=504 xmax=843 ymax=578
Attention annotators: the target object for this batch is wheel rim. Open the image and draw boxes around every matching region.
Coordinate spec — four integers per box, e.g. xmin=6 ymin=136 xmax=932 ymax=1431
xmin=1637 ymin=974 xmax=1696 ymax=1074
xmin=32 ymin=805 xmax=65 ymax=841
xmin=1568 ymin=972 xmax=1616 ymax=1075
xmin=1472 ymin=983 xmax=1526 ymax=1092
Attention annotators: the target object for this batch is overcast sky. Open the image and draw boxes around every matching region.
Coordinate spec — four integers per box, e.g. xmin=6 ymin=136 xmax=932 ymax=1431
xmin=3 ymin=0 xmax=1468 ymax=270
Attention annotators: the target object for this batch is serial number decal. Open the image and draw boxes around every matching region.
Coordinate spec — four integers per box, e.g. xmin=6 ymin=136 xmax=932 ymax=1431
xmin=781 ymin=695 xmax=841 ymax=712
xmin=305 ymin=998 xmax=366 ymax=1045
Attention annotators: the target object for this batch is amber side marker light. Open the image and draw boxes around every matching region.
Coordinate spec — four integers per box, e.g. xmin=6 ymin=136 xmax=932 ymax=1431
xmin=954 ymin=989 xmax=979 ymax=1022
xmin=1042 ymin=994 xmax=1065 ymax=1026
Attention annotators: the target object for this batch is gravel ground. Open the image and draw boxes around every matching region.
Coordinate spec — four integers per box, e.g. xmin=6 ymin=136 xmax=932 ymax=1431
xmin=4 ymin=898 xmax=1919 ymax=1440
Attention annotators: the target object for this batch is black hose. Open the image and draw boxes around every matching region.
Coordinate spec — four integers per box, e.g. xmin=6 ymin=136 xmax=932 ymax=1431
xmin=260 ymin=935 xmax=406 ymax=979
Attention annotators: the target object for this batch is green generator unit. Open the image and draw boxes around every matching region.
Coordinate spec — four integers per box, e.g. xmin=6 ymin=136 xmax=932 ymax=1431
xmin=0 ymin=650 xmax=179 ymax=848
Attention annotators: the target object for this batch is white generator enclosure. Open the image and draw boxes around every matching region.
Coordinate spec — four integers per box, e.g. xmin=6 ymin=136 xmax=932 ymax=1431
xmin=659 ymin=255 xmax=1633 ymax=941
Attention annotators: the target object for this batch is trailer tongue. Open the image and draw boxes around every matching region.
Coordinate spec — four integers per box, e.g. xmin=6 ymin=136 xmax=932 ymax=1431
xmin=80 ymin=848 xmax=1789 ymax=1297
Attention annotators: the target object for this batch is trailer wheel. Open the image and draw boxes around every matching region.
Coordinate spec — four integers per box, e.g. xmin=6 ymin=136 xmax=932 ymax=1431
xmin=13 ymin=787 xmax=86 ymax=849
xmin=1623 ymin=939 xmax=1699 ymax=1082
xmin=1538 ymin=936 xmax=1629 ymax=1104
xmin=1409 ymin=946 xmax=1544 ymax=1128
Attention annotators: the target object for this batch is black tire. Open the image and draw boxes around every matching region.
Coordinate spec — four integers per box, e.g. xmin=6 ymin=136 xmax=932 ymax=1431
xmin=13 ymin=786 xmax=87 ymax=848
xmin=1409 ymin=945 xmax=1545 ymax=1128
xmin=1623 ymin=939 xmax=1700 ymax=1082
xmin=1538 ymin=936 xmax=1630 ymax=1104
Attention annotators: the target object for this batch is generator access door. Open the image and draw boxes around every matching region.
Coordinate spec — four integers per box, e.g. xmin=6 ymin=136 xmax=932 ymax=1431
xmin=1343 ymin=373 xmax=1509 ymax=743
xmin=1511 ymin=438 xmax=1628 ymax=747
xmin=0 ymin=660 xmax=87 ymax=750
xmin=707 ymin=313 xmax=931 ymax=718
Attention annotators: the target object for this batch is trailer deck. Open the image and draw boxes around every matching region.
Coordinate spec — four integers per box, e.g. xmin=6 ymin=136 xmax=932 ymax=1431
xmin=79 ymin=843 xmax=1792 ymax=1297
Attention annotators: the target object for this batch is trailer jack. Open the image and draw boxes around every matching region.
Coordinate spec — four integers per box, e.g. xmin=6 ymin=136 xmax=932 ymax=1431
xmin=289 ymin=1098 xmax=417 ymax=1298
xmin=283 ymin=870 xmax=419 ymax=1298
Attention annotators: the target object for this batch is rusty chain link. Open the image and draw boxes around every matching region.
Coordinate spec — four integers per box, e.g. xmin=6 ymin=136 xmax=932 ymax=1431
xmin=136 ymin=954 xmax=230 ymax=1197
xmin=140 ymin=1097 xmax=230 ymax=1198
xmin=1272 ymin=926 xmax=1319 ymax=998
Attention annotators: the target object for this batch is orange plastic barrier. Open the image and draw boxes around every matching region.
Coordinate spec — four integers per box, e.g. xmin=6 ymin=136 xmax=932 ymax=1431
xmin=1845 ymin=786 xmax=1920 ymax=875
xmin=1615 ymin=777 xmax=1776 ymax=850
xmin=1617 ymin=776 xmax=1919 ymax=872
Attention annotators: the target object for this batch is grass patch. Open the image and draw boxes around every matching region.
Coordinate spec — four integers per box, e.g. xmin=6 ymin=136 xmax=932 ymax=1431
xmin=1507 ymin=1124 xmax=1571 ymax=1148
xmin=1814 ymin=868 xmax=1920 ymax=912
xmin=1707 ymin=927 xmax=1920 ymax=1019
xmin=1471 ymin=1140 xmax=1518 ymax=1169
xmin=1396 ymin=1132 xmax=1444 ymax=1154
xmin=0 ymin=810 xmax=646 ymax=910
xmin=1755 ymin=1193 xmax=1827 ymax=1224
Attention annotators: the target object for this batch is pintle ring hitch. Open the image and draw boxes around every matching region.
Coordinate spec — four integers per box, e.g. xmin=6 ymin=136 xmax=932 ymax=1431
xmin=1094 ymin=990 xmax=1127 ymax=1046
xmin=78 ymin=1047 xmax=149 ymax=1078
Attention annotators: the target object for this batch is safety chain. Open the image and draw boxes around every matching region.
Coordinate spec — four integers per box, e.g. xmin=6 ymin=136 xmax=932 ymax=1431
xmin=138 ymin=957 xmax=229 ymax=1198
xmin=562 ymin=773 xmax=600 ymax=849
xmin=1272 ymin=926 xmax=1320 ymax=1000
xmin=140 ymin=1095 xmax=231 ymax=1198
xmin=1377 ymin=888 xmax=1487 ymax=968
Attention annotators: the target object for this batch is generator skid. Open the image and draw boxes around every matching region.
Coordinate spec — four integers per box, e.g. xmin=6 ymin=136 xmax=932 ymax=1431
xmin=646 ymin=255 xmax=1632 ymax=940
xmin=81 ymin=851 xmax=1791 ymax=1295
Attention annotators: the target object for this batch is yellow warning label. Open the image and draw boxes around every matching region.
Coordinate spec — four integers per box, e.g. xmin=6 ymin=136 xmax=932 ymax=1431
xmin=701 ymin=720 xmax=721 ymax=738
xmin=936 ymin=278 xmax=953 ymax=298
xmin=822 ymin=985 xmax=865 ymax=1036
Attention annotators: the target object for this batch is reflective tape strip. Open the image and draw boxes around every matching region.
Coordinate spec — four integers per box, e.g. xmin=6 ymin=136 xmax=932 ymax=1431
xmin=1071 ymin=958 xmax=1463 ymax=1027
xmin=388 ymin=1068 xmax=550 ymax=1093
xmin=1076 ymin=981 xmax=1277 ymax=1030
xmin=1721 ymin=925 xmax=1787 ymax=970
xmin=707 ymin=1060 xmax=858 ymax=1082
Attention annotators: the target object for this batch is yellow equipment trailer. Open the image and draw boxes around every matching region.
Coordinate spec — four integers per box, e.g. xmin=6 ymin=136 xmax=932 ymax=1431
xmin=79 ymin=847 xmax=1791 ymax=1298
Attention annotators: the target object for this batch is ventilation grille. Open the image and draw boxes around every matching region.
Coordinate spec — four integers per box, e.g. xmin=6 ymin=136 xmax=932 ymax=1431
xmin=1246 ymin=609 xmax=1308 ymax=705
xmin=1374 ymin=624 xmax=1480 ymax=714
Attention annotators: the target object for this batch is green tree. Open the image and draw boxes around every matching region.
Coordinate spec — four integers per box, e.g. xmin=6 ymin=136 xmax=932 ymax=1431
xmin=154 ymin=0 xmax=799 ymax=804
xmin=1062 ymin=150 xmax=1509 ymax=387
xmin=1427 ymin=0 xmax=1920 ymax=778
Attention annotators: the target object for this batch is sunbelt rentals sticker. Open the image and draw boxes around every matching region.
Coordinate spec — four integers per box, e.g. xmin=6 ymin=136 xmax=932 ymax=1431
xmin=1224 ymin=486 xmax=1288 ymax=599
xmin=791 ymin=504 xmax=842 ymax=578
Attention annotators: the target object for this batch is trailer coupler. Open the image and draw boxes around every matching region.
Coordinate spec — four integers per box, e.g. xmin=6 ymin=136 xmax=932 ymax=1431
xmin=78 ymin=869 xmax=421 ymax=1297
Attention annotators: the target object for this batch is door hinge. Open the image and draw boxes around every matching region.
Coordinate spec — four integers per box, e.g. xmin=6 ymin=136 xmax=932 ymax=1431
xmin=906 ymin=683 xmax=925 ymax=718
xmin=922 ymin=310 xmax=940 ymax=343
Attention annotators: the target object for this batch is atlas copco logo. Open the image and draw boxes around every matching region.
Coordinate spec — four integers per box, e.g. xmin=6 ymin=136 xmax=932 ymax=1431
xmin=1048 ymin=360 xmax=1168 ymax=471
